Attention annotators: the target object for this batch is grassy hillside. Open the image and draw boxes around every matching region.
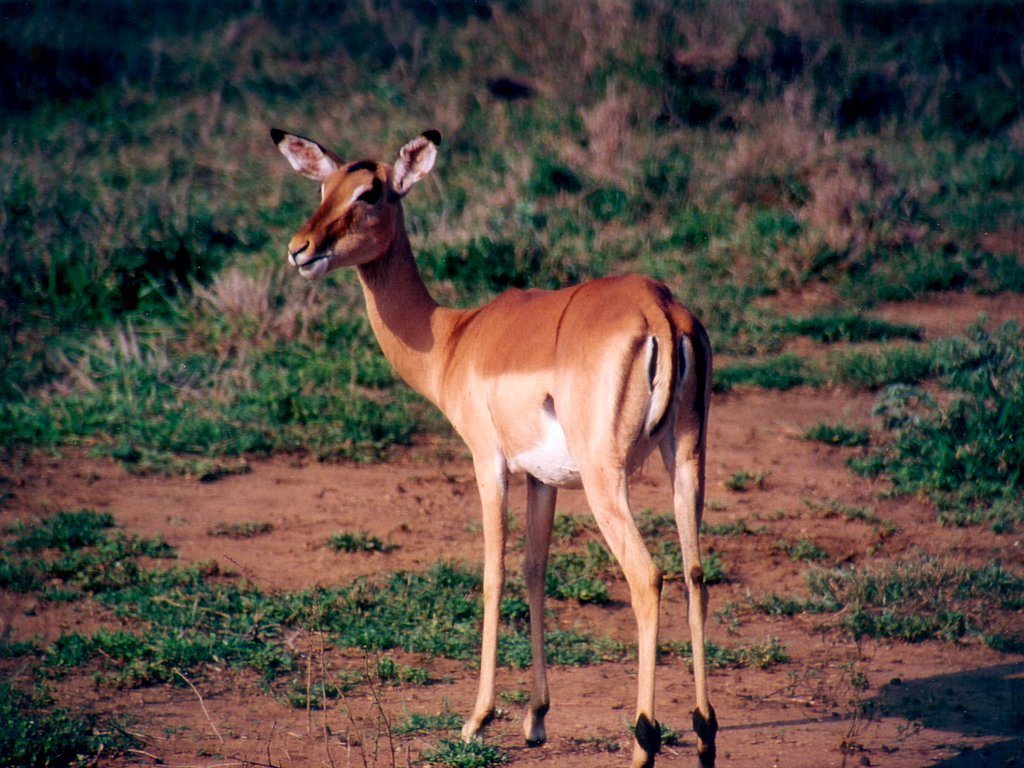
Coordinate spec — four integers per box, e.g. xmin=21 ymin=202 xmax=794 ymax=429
xmin=1 ymin=0 xmax=1022 ymax=504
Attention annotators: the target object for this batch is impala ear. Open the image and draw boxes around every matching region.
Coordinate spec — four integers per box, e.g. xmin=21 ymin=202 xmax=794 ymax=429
xmin=392 ymin=130 xmax=440 ymax=196
xmin=271 ymin=128 xmax=343 ymax=181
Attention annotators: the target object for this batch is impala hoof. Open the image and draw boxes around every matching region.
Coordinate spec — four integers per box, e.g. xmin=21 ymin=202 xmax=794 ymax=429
xmin=692 ymin=705 xmax=718 ymax=767
xmin=523 ymin=709 xmax=547 ymax=746
xmin=461 ymin=708 xmax=495 ymax=743
xmin=631 ymin=713 xmax=660 ymax=768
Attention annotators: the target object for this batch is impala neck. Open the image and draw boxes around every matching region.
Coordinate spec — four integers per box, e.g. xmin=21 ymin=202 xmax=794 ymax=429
xmin=356 ymin=208 xmax=451 ymax=406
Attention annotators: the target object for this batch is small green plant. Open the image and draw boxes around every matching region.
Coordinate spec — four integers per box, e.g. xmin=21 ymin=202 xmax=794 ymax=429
xmin=421 ymin=737 xmax=509 ymax=767
xmin=394 ymin=711 xmax=462 ymax=735
xmin=546 ymin=542 xmax=612 ymax=604
xmin=327 ymin=530 xmax=393 ymax=553
xmin=725 ymin=470 xmax=769 ymax=492
xmin=825 ymin=344 xmax=944 ymax=389
xmin=661 ymin=637 xmax=788 ymax=670
xmin=207 ymin=521 xmax=274 ymax=538
xmin=775 ymin=537 xmax=829 ymax=562
xmin=636 ymin=509 xmax=675 ymax=536
xmin=649 ymin=542 xmax=725 ymax=584
xmin=766 ymin=557 xmax=1024 ymax=649
xmin=0 ymin=682 xmax=137 ymax=767
xmin=498 ymin=688 xmax=530 ymax=706
xmin=804 ymin=422 xmax=869 ymax=447
xmin=715 ymin=354 xmax=819 ymax=393
xmin=12 ymin=509 xmax=115 ymax=552
xmin=702 ymin=517 xmax=763 ymax=537
xmin=782 ymin=313 xmax=921 ymax=344
xmin=854 ymin=323 xmax=1024 ymax=531
xmin=552 ymin=512 xmax=592 ymax=541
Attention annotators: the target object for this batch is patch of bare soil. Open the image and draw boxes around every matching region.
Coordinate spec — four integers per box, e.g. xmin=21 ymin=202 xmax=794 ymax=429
xmin=2 ymin=294 xmax=1023 ymax=768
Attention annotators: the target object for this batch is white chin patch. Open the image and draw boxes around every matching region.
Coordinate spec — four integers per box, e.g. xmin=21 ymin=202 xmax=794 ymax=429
xmin=298 ymin=257 xmax=330 ymax=280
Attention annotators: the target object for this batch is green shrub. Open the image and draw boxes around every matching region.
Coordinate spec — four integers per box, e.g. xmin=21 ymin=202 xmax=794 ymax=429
xmin=0 ymin=683 xmax=135 ymax=768
xmin=805 ymin=557 xmax=1024 ymax=645
xmin=422 ymin=738 xmax=508 ymax=768
xmin=856 ymin=323 xmax=1024 ymax=530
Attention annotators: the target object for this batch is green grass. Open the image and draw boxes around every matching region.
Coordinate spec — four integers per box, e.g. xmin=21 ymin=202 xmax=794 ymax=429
xmin=724 ymin=470 xmax=770 ymax=492
xmin=781 ymin=314 xmax=921 ymax=345
xmin=327 ymin=530 xmax=393 ymax=554
xmin=804 ymin=422 xmax=869 ymax=448
xmin=854 ymin=322 xmax=1024 ymax=531
xmin=422 ymin=738 xmax=509 ymax=768
xmin=2 ymin=1 xmax=1022 ymax=476
xmin=806 ymin=557 xmax=1024 ymax=649
xmin=394 ymin=711 xmax=463 ymax=735
xmin=0 ymin=683 xmax=137 ymax=768
xmin=546 ymin=542 xmax=612 ymax=604
xmin=660 ymin=637 xmax=789 ymax=671
xmin=207 ymin=521 xmax=274 ymax=538
xmin=746 ymin=556 xmax=1024 ymax=651
xmin=774 ymin=537 xmax=830 ymax=563
xmin=1 ymin=510 xmax=630 ymax=693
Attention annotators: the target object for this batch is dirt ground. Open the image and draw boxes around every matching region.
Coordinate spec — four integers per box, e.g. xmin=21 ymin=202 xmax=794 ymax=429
xmin=2 ymin=292 xmax=1023 ymax=768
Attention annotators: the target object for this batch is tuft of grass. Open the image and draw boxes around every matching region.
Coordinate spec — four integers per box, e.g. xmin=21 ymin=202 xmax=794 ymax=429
xmin=207 ymin=521 xmax=274 ymax=538
xmin=824 ymin=343 xmax=945 ymax=389
xmin=11 ymin=509 xmax=115 ymax=552
xmin=804 ymin=422 xmax=869 ymax=447
xmin=703 ymin=518 xmax=764 ymax=537
xmin=775 ymin=537 xmax=829 ymax=563
xmin=782 ymin=313 xmax=921 ymax=344
xmin=715 ymin=354 xmax=820 ymax=393
xmin=0 ymin=682 xmax=137 ymax=767
xmin=806 ymin=557 xmax=1024 ymax=647
xmin=746 ymin=556 xmax=1023 ymax=651
xmin=854 ymin=323 xmax=1024 ymax=531
xmin=327 ymin=530 xmax=393 ymax=554
xmin=661 ymin=637 xmax=789 ymax=670
xmin=421 ymin=738 xmax=509 ymax=768
xmin=552 ymin=512 xmax=592 ymax=541
xmin=394 ymin=711 xmax=462 ymax=735
xmin=546 ymin=543 xmax=612 ymax=604
xmin=724 ymin=470 xmax=769 ymax=493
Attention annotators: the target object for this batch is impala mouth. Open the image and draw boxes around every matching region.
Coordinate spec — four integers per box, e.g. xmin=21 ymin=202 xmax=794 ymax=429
xmin=294 ymin=253 xmax=330 ymax=279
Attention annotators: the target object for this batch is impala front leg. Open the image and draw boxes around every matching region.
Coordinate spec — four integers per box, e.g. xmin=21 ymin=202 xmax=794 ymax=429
xmin=462 ymin=453 xmax=509 ymax=742
xmin=523 ymin=476 xmax=557 ymax=746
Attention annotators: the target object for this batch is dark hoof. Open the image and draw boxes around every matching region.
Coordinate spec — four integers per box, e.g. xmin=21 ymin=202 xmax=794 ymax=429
xmin=634 ymin=713 xmax=661 ymax=767
xmin=692 ymin=705 xmax=718 ymax=766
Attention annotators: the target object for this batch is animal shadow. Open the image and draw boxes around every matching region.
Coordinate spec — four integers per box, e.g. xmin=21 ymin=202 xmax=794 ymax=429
xmin=870 ymin=661 xmax=1023 ymax=766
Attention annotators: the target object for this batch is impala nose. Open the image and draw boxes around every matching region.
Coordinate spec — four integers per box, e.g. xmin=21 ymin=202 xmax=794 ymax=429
xmin=288 ymin=238 xmax=311 ymax=265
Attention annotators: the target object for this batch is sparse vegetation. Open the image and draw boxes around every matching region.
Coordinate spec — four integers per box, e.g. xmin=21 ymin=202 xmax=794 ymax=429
xmin=805 ymin=423 xmax=869 ymax=448
xmin=745 ymin=557 xmax=1024 ymax=651
xmin=207 ymin=520 xmax=274 ymax=538
xmin=327 ymin=530 xmax=393 ymax=554
xmin=422 ymin=738 xmax=509 ymax=768
xmin=855 ymin=323 xmax=1024 ymax=532
xmin=0 ymin=683 xmax=137 ymax=768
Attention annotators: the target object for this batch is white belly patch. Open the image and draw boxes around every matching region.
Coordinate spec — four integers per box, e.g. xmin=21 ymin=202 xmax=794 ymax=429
xmin=507 ymin=408 xmax=582 ymax=488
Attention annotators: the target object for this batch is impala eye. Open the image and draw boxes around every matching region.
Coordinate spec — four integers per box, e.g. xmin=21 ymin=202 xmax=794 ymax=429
xmin=357 ymin=179 xmax=382 ymax=205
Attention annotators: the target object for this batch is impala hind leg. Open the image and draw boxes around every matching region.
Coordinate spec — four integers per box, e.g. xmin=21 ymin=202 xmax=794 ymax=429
xmin=661 ymin=436 xmax=717 ymax=767
xmin=580 ymin=468 xmax=663 ymax=768
xmin=522 ymin=476 xmax=557 ymax=745
xmin=462 ymin=455 xmax=509 ymax=742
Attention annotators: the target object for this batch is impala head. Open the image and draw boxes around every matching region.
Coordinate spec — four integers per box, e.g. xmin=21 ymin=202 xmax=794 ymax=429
xmin=270 ymin=128 xmax=440 ymax=279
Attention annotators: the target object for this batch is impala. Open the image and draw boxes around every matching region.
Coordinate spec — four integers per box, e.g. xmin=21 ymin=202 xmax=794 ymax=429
xmin=271 ymin=127 xmax=717 ymax=767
